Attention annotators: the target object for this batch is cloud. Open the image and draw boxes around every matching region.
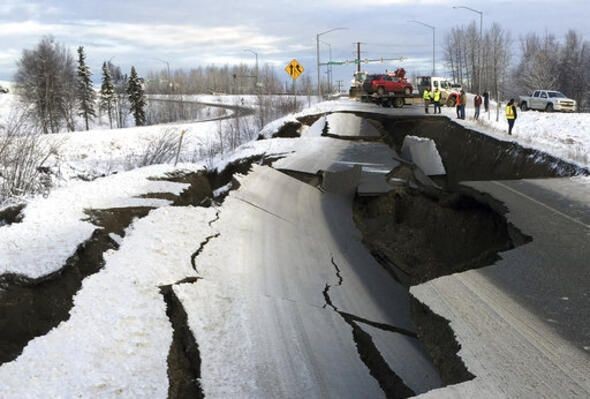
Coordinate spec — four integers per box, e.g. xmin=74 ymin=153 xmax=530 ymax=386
xmin=0 ymin=1 xmax=60 ymax=19
xmin=0 ymin=20 xmax=286 ymax=53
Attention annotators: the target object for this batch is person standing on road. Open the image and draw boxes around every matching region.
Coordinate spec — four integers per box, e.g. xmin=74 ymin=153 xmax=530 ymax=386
xmin=483 ymin=91 xmax=490 ymax=112
xmin=474 ymin=93 xmax=482 ymax=120
xmin=423 ymin=88 xmax=432 ymax=114
xmin=433 ymin=88 xmax=442 ymax=114
xmin=459 ymin=90 xmax=467 ymax=120
xmin=455 ymin=93 xmax=461 ymax=118
xmin=505 ymin=98 xmax=518 ymax=135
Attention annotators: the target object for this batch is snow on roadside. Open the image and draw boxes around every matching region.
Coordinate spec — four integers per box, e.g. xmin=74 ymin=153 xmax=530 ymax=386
xmin=0 ymin=205 xmax=217 ymax=398
xmin=0 ymin=163 xmax=203 ymax=279
xmin=212 ymin=136 xmax=336 ymax=172
xmin=440 ymin=104 xmax=590 ymax=169
xmin=43 ymin=118 xmax=237 ymax=182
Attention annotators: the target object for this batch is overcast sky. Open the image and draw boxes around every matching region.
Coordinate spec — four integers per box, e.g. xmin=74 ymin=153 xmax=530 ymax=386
xmin=0 ymin=0 xmax=588 ymax=85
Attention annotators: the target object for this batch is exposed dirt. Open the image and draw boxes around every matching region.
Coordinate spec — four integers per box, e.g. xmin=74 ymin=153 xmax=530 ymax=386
xmin=354 ymin=183 xmax=527 ymax=286
xmin=297 ymin=114 xmax=324 ymax=127
xmin=322 ymin=258 xmax=415 ymax=398
xmin=353 ymin=114 xmax=587 ymax=187
xmin=207 ymin=155 xmax=284 ymax=192
xmin=0 ymin=206 xmax=153 ymax=365
xmin=160 ymin=284 xmax=204 ymax=399
xmin=0 ymin=203 xmax=25 ymax=226
xmin=410 ymin=298 xmax=475 ymax=386
xmin=272 ymin=121 xmax=302 ymax=138
xmin=149 ymin=171 xmax=214 ymax=207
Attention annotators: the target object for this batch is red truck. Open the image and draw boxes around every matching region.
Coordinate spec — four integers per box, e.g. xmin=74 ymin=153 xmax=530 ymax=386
xmin=363 ymin=74 xmax=413 ymax=96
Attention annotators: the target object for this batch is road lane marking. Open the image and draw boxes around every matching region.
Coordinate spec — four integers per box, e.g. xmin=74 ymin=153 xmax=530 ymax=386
xmin=492 ymin=181 xmax=590 ymax=230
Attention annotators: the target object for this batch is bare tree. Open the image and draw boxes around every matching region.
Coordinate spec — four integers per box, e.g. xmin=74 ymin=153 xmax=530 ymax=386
xmin=14 ymin=36 xmax=77 ymax=133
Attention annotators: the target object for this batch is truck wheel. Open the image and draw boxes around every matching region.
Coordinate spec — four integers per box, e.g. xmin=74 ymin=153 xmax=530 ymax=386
xmin=446 ymin=96 xmax=455 ymax=107
xmin=377 ymin=87 xmax=385 ymax=96
xmin=404 ymin=87 xmax=411 ymax=95
xmin=520 ymin=102 xmax=528 ymax=111
xmin=393 ymin=97 xmax=404 ymax=108
xmin=546 ymin=103 xmax=554 ymax=112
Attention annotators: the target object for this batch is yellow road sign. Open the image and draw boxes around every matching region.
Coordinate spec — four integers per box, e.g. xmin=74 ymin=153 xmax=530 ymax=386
xmin=285 ymin=59 xmax=304 ymax=80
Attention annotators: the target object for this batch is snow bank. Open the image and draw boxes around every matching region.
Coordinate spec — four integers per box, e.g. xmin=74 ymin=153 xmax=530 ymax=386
xmin=0 ymin=163 xmax=203 ymax=279
xmin=447 ymin=107 xmax=590 ymax=168
xmin=0 ymin=206 xmax=217 ymax=398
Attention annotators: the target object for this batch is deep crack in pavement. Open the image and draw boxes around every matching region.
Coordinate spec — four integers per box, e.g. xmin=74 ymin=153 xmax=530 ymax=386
xmin=322 ymin=256 xmax=416 ymax=399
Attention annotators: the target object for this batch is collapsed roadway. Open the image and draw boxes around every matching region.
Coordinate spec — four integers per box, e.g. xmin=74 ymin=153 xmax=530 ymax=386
xmin=0 ymin=105 xmax=588 ymax=398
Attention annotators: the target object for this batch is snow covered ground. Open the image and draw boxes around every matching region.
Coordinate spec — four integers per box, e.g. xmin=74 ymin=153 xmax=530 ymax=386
xmin=0 ymin=205 xmax=217 ymax=398
xmin=0 ymin=163 xmax=202 ymax=279
xmin=439 ymin=103 xmax=590 ymax=169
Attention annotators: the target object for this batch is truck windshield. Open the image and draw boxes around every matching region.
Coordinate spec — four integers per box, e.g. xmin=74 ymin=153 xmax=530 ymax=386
xmin=548 ymin=92 xmax=566 ymax=98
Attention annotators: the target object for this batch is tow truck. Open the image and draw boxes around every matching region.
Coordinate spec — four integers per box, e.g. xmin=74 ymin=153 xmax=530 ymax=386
xmin=349 ymin=68 xmax=421 ymax=108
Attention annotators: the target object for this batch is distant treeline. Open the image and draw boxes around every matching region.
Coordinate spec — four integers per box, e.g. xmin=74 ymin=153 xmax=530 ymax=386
xmin=144 ymin=64 xmax=315 ymax=96
xmin=445 ymin=23 xmax=590 ymax=110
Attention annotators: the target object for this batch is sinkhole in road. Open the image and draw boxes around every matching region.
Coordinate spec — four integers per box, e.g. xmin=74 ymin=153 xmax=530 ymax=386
xmin=344 ymin=111 xmax=590 ymax=389
xmin=378 ymin=115 xmax=588 ymax=185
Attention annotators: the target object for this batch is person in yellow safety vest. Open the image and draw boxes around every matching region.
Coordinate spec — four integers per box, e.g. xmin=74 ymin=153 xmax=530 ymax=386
xmin=432 ymin=88 xmax=442 ymax=114
xmin=423 ymin=88 xmax=432 ymax=114
xmin=505 ymin=98 xmax=518 ymax=135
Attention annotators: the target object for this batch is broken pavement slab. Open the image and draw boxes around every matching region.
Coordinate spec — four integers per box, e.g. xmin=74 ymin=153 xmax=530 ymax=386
xmin=401 ymin=135 xmax=446 ymax=176
xmin=412 ymin=177 xmax=590 ymax=398
xmin=273 ymin=136 xmax=402 ymax=197
xmin=325 ymin=112 xmax=381 ymax=139
xmin=175 ymin=280 xmax=385 ymax=399
xmin=191 ymin=165 xmax=438 ymax=396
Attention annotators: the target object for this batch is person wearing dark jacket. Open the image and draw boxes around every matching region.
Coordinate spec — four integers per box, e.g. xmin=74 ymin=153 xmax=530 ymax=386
xmin=474 ymin=94 xmax=482 ymax=120
xmin=483 ymin=91 xmax=490 ymax=112
xmin=505 ymin=98 xmax=517 ymax=135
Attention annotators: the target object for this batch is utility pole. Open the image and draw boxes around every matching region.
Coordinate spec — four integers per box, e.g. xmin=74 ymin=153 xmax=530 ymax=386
xmin=356 ymin=42 xmax=362 ymax=73
xmin=336 ymin=80 xmax=343 ymax=94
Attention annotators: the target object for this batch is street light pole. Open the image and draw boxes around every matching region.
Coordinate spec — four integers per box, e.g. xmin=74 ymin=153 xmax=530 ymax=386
xmin=155 ymin=58 xmax=171 ymax=94
xmin=409 ymin=20 xmax=436 ymax=76
xmin=244 ymin=49 xmax=259 ymax=92
xmin=453 ymin=6 xmax=483 ymax=93
xmin=316 ymin=27 xmax=347 ymax=99
xmin=320 ymin=40 xmax=333 ymax=94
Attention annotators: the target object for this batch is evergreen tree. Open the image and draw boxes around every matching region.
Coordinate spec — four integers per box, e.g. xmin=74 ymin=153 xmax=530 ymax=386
xmin=127 ymin=66 xmax=146 ymax=126
xmin=99 ymin=61 xmax=115 ymax=129
xmin=76 ymin=46 xmax=96 ymax=131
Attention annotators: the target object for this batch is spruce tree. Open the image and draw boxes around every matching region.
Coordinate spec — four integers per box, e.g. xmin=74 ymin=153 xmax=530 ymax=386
xmin=127 ymin=66 xmax=146 ymax=126
xmin=99 ymin=61 xmax=115 ymax=129
xmin=76 ymin=46 xmax=96 ymax=131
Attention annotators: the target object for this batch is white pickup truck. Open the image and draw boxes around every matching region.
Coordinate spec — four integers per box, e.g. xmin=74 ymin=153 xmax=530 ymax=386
xmin=519 ymin=90 xmax=577 ymax=112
